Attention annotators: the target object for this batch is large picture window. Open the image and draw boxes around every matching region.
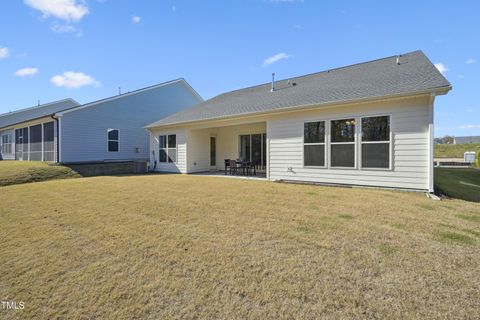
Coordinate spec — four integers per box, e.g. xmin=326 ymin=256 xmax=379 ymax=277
xmin=159 ymin=134 xmax=177 ymax=163
xmin=330 ymin=118 xmax=356 ymax=167
xmin=361 ymin=116 xmax=390 ymax=169
xmin=1 ymin=133 xmax=12 ymax=155
xmin=107 ymin=129 xmax=119 ymax=152
xmin=304 ymin=121 xmax=325 ymax=167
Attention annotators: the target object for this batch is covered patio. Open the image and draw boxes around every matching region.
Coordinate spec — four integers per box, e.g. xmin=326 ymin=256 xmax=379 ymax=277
xmin=187 ymin=121 xmax=267 ymax=177
xmin=148 ymin=116 xmax=271 ymax=176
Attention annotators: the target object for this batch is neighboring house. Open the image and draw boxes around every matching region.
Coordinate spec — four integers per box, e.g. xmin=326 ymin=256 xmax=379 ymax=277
xmin=0 ymin=79 xmax=202 ymax=163
xmin=454 ymin=136 xmax=480 ymax=144
xmin=146 ymin=51 xmax=451 ymax=192
xmin=0 ymin=99 xmax=79 ymax=161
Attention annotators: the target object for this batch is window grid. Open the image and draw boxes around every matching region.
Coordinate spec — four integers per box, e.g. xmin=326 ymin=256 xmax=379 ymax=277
xmin=303 ymin=121 xmax=326 ymax=167
xmin=107 ymin=129 xmax=119 ymax=152
xmin=159 ymin=134 xmax=177 ymax=163
xmin=360 ymin=115 xmax=391 ymax=170
xmin=1 ymin=134 xmax=12 ymax=155
xmin=330 ymin=118 xmax=356 ymax=168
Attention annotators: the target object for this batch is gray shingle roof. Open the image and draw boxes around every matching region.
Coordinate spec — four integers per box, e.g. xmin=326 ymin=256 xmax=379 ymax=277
xmin=0 ymin=99 xmax=80 ymax=129
xmin=147 ymin=50 xmax=451 ymax=128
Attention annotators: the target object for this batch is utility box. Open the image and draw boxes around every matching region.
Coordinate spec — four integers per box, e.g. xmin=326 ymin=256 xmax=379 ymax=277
xmin=133 ymin=161 xmax=148 ymax=174
xmin=464 ymin=151 xmax=476 ymax=163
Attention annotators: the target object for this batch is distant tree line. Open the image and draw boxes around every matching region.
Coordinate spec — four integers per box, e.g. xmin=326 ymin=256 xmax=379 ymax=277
xmin=434 ymin=135 xmax=455 ymax=144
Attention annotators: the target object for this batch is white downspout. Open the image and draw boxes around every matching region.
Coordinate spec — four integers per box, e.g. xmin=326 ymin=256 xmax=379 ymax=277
xmin=58 ymin=115 xmax=62 ymax=163
xmin=428 ymin=93 xmax=435 ymax=193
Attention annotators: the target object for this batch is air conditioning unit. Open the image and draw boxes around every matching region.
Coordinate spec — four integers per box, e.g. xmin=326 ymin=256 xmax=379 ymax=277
xmin=464 ymin=151 xmax=476 ymax=163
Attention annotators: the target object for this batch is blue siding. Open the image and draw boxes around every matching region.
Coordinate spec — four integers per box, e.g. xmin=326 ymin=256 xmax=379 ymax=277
xmin=60 ymin=81 xmax=201 ymax=163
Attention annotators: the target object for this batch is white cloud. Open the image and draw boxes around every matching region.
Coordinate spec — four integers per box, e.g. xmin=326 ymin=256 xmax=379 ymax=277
xmin=0 ymin=46 xmax=10 ymax=59
xmin=51 ymin=23 xmax=76 ymax=33
xmin=132 ymin=15 xmax=141 ymax=23
xmin=172 ymin=5 xmax=176 ymax=12
xmin=263 ymin=53 xmax=292 ymax=67
xmin=467 ymin=108 xmax=473 ymax=113
xmin=14 ymin=67 xmax=39 ymax=77
xmin=460 ymin=124 xmax=480 ymax=129
xmin=24 ymin=0 xmax=89 ymax=22
xmin=434 ymin=62 xmax=448 ymax=75
xmin=466 ymin=58 xmax=477 ymax=64
xmin=50 ymin=71 xmax=100 ymax=89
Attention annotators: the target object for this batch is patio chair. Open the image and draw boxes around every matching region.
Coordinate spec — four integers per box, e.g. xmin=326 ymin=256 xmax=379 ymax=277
xmin=243 ymin=161 xmax=253 ymax=176
xmin=229 ymin=159 xmax=238 ymax=175
xmin=224 ymin=159 xmax=230 ymax=175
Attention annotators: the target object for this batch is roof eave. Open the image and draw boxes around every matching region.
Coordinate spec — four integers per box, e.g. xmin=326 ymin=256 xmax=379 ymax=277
xmin=0 ymin=114 xmax=58 ymax=131
xmin=55 ymin=78 xmax=200 ymax=117
xmin=145 ymin=86 xmax=452 ymax=130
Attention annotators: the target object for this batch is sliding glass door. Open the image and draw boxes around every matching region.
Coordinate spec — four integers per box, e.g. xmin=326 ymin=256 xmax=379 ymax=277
xmin=239 ymin=133 xmax=267 ymax=172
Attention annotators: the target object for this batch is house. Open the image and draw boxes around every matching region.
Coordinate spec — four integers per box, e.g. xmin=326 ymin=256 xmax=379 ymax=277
xmin=453 ymin=136 xmax=480 ymax=144
xmin=146 ymin=51 xmax=451 ymax=192
xmin=0 ymin=79 xmax=202 ymax=164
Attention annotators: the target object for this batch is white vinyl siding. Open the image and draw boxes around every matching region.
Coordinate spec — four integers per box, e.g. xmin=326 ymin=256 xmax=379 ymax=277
xmin=267 ymin=96 xmax=432 ymax=190
xmin=59 ymin=80 xmax=201 ymax=163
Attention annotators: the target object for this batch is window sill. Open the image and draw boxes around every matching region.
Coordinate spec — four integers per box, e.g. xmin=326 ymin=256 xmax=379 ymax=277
xmin=360 ymin=167 xmax=392 ymax=171
xmin=303 ymin=166 xmax=327 ymax=169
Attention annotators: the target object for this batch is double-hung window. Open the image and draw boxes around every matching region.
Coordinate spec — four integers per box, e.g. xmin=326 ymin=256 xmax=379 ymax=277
xmin=361 ymin=116 xmax=391 ymax=169
xmin=107 ymin=129 xmax=119 ymax=152
xmin=304 ymin=121 xmax=326 ymax=167
xmin=330 ymin=118 xmax=356 ymax=168
xmin=1 ymin=133 xmax=12 ymax=155
xmin=159 ymin=134 xmax=176 ymax=163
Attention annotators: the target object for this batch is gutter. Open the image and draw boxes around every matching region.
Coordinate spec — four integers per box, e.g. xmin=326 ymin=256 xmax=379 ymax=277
xmin=145 ymin=85 xmax=452 ymax=130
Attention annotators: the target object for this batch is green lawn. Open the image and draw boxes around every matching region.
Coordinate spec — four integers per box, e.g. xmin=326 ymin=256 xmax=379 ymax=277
xmin=434 ymin=143 xmax=480 ymax=158
xmin=0 ymin=161 xmax=80 ymax=187
xmin=1 ymin=175 xmax=479 ymax=319
xmin=434 ymin=167 xmax=480 ymax=202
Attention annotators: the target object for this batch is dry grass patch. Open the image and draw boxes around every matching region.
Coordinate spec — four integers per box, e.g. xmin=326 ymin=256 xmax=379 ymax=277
xmin=0 ymin=175 xmax=479 ymax=319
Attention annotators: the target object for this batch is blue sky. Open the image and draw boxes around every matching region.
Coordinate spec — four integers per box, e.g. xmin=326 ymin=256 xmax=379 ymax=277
xmin=0 ymin=0 xmax=478 ymax=137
